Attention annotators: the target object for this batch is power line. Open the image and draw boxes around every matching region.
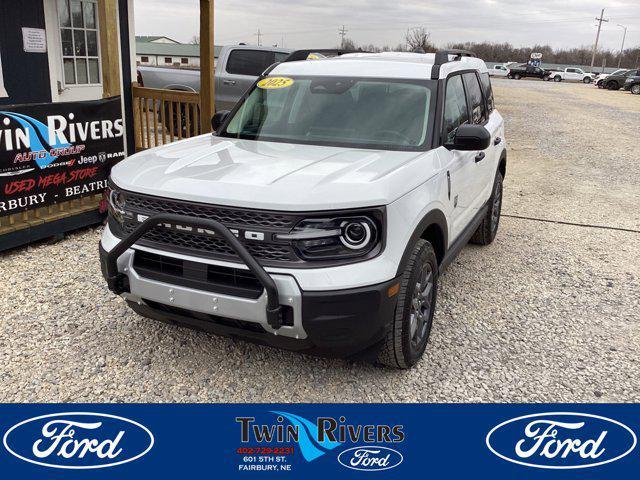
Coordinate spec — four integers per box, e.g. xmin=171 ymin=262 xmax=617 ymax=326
xmin=590 ymin=8 xmax=609 ymax=72
xmin=338 ymin=25 xmax=348 ymax=48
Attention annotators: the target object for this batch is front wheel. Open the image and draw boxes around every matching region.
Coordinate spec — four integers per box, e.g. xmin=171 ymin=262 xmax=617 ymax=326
xmin=554 ymin=76 xmax=562 ymax=82
xmin=471 ymin=171 xmax=503 ymax=245
xmin=513 ymin=73 xmax=521 ymax=80
xmin=631 ymin=84 xmax=640 ymax=95
xmin=377 ymin=239 xmax=438 ymax=369
xmin=583 ymin=77 xmax=592 ymax=84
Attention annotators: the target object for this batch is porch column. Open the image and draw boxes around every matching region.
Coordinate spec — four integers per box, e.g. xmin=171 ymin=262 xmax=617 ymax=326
xmin=98 ymin=0 xmax=121 ymax=97
xmin=200 ymin=0 xmax=215 ymax=132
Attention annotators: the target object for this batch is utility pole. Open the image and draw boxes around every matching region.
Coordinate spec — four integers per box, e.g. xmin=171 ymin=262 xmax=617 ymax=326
xmin=255 ymin=28 xmax=262 ymax=46
xmin=590 ymin=9 xmax=608 ymax=73
xmin=338 ymin=25 xmax=347 ymax=49
xmin=617 ymin=24 xmax=627 ymax=68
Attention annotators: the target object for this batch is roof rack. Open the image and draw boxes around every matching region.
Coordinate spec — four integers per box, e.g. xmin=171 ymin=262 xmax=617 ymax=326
xmin=431 ymin=49 xmax=476 ymax=79
xmin=282 ymin=49 xmax=362 ymax=63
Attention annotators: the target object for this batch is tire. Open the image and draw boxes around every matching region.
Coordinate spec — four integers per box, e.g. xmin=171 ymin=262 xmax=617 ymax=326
xmin=377 ymin=239 xmax=438 ymax=369
xmin=583 ymin=77 xmax=592 ymax=84
xmin=507 ymin=74 xmax=513 ymax=79
xmin=607 ymin=81 xmax=619 ymax=91
xmin=513 ymin=73 xmax=521 ymax=80
xmin=554 ymin=75 xmax=562 ymax=82
xmin=471 ymin=171 xmax=503 ymax=246
xmin=631 ymin=84 xmax=640 ymax=95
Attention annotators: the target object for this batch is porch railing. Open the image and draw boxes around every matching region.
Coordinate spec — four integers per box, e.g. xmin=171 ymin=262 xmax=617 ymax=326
xmin=132 ymin=85 xmax=202 ymax=151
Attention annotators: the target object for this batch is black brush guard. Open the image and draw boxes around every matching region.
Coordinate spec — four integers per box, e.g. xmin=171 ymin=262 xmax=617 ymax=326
xmin=104 ymin=213 xmax=283 ymax=329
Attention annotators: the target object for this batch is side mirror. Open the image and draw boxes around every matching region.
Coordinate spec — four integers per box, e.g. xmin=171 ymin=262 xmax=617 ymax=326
xmin=449 ymin=124 xmax=491 ymax=151
xmin=211 ymin=110 xmax=231 ymax=132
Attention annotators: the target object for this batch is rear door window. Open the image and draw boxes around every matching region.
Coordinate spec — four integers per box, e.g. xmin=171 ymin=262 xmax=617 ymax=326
xmin=226 ymin=50 xmax=278 ymax=76
xmin=479 ymin=72 xmax=494 ymax=113
xmin=462 ymin=72 xmax=487 ymax=124
xmin=442 ymin=74 xmax=469 ymax=143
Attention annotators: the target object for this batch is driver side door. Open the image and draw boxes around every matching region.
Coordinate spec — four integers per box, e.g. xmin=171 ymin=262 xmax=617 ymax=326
xmin=440 ymin=74 xmax=478 ymax=242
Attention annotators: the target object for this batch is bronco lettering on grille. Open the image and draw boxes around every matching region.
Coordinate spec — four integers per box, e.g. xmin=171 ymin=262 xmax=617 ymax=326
xmin=136 ymin=214 xmax=265 ymax=241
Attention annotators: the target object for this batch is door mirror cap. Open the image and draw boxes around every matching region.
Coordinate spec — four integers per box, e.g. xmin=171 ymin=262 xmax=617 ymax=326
xmin=448 ymin=124 xmax=491 ymax=151
xmin=211 ymin=110 xmax=231 ymax=132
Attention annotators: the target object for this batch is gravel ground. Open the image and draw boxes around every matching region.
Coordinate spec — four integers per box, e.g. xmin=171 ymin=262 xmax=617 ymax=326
xmin=0 ymin=79 xmax=639 ymax=402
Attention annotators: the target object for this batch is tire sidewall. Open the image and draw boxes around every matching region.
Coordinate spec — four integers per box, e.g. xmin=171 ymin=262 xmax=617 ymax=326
xmin=632 ymin=85 xmax=640 ymax=95
xmin=396 ymin=241 xmax=438 ymax=367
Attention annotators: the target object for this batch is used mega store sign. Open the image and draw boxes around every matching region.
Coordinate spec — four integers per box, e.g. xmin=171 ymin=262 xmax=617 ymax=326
xmin=0 ymin=97 xmax=124 ymax=216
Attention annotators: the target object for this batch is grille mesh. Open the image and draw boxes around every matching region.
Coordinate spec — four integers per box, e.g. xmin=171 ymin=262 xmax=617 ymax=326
xmin=121 ymin=192 xmax=298 ymax=263
xmin=125 ymin=192 xmax=296 ymax=229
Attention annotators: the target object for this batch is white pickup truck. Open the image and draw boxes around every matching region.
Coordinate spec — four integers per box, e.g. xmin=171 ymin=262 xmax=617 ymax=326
xmin=547 ymin=67 xmax=595 ymax=83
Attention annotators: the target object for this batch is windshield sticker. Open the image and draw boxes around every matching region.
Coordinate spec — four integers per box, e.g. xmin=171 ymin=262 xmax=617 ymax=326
xmin=257 ymin=77 xmax=294 ymax=89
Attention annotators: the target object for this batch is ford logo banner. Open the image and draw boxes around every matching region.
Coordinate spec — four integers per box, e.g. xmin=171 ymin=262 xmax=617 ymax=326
xmin=337 ymin=446 xmax=403 ymax=471
xmin=486 ymin=412 xmax=637 ymax=469
xmin=2 ymin=412 xmax=154 ymax=469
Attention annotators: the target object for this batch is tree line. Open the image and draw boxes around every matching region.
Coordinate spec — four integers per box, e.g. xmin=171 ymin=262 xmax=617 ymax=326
xmin=340 ymin=27 xmax=640 ymax=69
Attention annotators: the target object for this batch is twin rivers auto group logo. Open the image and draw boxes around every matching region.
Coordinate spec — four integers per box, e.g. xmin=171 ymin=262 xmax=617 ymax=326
xmin=235 ymin=412 xmax=404 ymax=473
xmin=486 ymin=412 xmax=637 ymax=469
xmin=2 ymin=412 xmax=153 ymax=469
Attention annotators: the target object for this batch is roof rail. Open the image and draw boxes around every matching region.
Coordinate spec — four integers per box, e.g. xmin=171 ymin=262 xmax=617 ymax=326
xmin=431 ymin=49 xmax=476 ymax=79
xmin=282 ymin=49 xmax=362 ymax=63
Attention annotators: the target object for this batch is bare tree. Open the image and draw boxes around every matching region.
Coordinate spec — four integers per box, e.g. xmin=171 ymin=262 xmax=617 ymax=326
xmin=405 ymin=27 xmax=434 ymax=53
xmin=340 ymin=38 xmax=357 ymax=51
xmin=189 ymin=35 xmax=199 ymax=45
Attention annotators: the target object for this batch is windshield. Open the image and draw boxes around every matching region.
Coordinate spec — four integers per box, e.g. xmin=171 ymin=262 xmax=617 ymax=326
xmin=220 ymin=76 xmax=434 ymax=150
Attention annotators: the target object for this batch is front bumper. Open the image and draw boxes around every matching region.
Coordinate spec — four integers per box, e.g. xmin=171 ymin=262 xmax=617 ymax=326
xmin=99 ymin=219 xmax=399 ymax=360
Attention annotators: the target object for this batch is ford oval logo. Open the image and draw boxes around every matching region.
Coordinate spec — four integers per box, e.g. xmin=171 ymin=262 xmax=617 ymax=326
xmin=337 ymin=446 xmax=403 ymax=471
xmin=3 ymin=412 xmax=154 ymax=469
xmin=486 ymin=412 xmax=637 ymax=469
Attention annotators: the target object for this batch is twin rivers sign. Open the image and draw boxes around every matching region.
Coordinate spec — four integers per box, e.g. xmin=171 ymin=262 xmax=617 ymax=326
xmin=0 ymin=97 xmax=125 ymax=217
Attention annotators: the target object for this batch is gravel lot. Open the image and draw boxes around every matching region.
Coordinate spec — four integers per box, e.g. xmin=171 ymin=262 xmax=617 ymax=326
xmin=1 ymin=79 xmax=638 ymax=403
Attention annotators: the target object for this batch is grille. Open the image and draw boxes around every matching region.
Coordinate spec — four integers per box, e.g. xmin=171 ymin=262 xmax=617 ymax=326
xmin=134 ymin=250 xmax=264 ymax=299
xmin=123 ymin=223 xmax=294 ymax=262
xmin=125 ymin=192 xmax=297 ymax=229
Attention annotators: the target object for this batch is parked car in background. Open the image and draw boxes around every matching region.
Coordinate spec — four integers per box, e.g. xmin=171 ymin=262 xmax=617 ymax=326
xmin=547 ymin=67 xmax=595 ymax=83
xmin=594 ymin=69 xmax=629 ymax=88
xmin=507 ymin=64 xmax=549 ymax=80
xmin=623 ymin=71 xmax=640 ymax=94
xmin=599 ymin=69 xmax=639 ymax=91
xmin=137 ymin=45 xmax=291 ymax=111
xmin=488 ymin=64 xmax=509 ymax=77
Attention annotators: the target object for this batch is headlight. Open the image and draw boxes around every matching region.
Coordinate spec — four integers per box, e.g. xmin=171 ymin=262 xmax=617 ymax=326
xmin=105 ymin=182 xmax=127 ymax=224
xmin=277 ymin=215 xmax=381 ymax=260
xmin=625 ymin=78 xmax=633 ymax=83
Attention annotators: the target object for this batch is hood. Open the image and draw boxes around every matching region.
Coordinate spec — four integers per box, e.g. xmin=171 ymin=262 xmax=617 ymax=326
xmin=111 ymin=135 xmax=442 ymax=211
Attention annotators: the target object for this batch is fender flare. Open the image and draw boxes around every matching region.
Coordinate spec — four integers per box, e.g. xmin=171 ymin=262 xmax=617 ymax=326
xmin=395 ymin=209 xmax=448 ymax=277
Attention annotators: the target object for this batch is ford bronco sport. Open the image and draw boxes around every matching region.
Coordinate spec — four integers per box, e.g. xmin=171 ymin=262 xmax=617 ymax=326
xmin=100 ymin=49 xmax=507 ymax=369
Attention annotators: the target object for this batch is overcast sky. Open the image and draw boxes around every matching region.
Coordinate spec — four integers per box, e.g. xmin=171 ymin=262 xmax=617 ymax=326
xmin=134 ymin=0 xmax=640 ymax=52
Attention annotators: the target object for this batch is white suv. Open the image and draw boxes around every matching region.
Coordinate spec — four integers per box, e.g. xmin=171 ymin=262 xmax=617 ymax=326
xmin=100 ymin=49 xmax=507 ymax=368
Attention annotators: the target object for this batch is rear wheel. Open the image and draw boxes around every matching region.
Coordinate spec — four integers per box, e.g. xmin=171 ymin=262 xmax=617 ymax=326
xmin=554 ymin=75 xmax=562 ymax=82
xmin=513 ymin=73 xmax=521 ymax=80
xmin=631 ymin=84 xmax=640 ymax=95
xmin=377 ymin=239 xmax=438 ymax=369
xmin=583 ymin=77 xmax=592 ymax=84
xmin=471 ymin=171 xmax=503 ymax=246
xmin=607 ymin=80 xmax=619 ymax=90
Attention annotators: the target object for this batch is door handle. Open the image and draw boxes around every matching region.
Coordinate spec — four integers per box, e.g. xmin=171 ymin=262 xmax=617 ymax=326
xmin=475 ymin=152 xmax=486 ymax=163
xmin=494 ymin=137 xmax=502 ymax=146
xmin=223 ymin=80 xmax=236 ymax=86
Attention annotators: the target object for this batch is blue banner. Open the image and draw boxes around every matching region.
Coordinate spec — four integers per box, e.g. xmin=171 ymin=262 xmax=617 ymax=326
xmin=0 ymin=404 xmax=637 ymax=478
